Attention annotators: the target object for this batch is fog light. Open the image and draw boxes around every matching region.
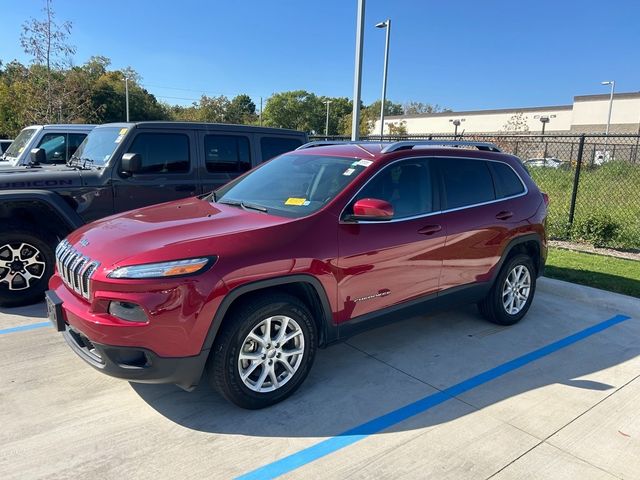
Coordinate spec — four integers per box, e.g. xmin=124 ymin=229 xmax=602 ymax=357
xmin=108 ymin=301 xmax=147 ymax=323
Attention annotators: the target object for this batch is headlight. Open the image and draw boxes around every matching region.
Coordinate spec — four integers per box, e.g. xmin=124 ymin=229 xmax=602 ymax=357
xmin=108 ymin=257 xmax=214 ymax=279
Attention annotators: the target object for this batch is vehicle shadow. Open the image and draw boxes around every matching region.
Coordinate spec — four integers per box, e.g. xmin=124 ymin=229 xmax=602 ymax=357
xmin=131 ymin=300 xmax=640 ymax=438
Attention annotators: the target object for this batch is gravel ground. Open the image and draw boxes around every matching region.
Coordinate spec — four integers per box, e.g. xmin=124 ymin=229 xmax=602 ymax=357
xmin=550 ymin=240 xmax=640 ymax=261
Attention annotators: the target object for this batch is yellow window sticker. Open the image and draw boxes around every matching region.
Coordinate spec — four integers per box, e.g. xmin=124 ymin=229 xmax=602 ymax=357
xmin=18 ymin=147 xmax=24 ymax=153
xmin=119 ymin=128 xmax=128 ymax=135
xmin=285 ymin=197 xmax=307 ymax=206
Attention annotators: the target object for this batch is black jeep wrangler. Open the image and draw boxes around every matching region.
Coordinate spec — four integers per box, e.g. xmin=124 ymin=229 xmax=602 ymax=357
xmin=0 ymin=121 xmax=307 ymax=307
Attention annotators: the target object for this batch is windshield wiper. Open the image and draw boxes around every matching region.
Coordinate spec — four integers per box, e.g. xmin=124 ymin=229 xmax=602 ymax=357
xmin=218 ymin=199 xmax=268 ymax=213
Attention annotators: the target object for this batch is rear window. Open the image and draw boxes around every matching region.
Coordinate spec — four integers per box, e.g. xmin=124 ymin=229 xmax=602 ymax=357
xmin=260 ymin=137 xmax=303 ymax=162
xmin=489 ymin=162 xmax=525 ymax=198
xmin=438 ymin=158 xmax=495 ymax=209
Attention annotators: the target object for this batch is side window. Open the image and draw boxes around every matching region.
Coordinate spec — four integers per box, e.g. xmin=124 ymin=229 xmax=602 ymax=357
xmin=128 ymin=133 xmax=190 ymax=174
xmin=354 ymin=159 xmax=434 ymax=219
xmin=489 ymin=162 xmax=525 ymax=198
xmin=260 ymin=137 xmax=303 ymax=162
xmin=37 ymin=133 xmax=67 ymax=163
xmin=204 ymin=135 xmax=251 ymax=173
xmin=438 ymin=158 xmax=495 ymax=209
xmin=67 ymin=133 xmax=87 ymax=160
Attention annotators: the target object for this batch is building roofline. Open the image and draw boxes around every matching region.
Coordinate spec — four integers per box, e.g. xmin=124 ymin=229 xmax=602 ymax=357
xmin=574 ymin=92 xmax=640 ymax=102
xmin=385 ymin=104 xmax=573 ymax=120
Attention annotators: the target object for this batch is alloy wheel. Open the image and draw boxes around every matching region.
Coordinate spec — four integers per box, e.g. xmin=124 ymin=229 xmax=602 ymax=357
xmin=502 ymin=264 xmax=531 ymax=315
xmin=238 ymin=315 xmax=305 ymax=393
xmin=0 ymin=242 xmax=46 ymax=291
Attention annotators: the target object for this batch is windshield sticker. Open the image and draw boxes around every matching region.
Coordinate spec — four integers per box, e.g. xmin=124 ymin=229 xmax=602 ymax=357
xmin=285 ymin=197 xmax=306 ymax=206
xmin=18 ymin=147 xmax=24 ymax=153
xmin=103 ymin=154 xmax=111 ymax=162
xmin=119 ymin=128 xmax=128 ymax=135
xmin=114 ymin=134 xmax=124 ymax=143
xmin=343 ymin=168 xmax=356 ymax=176
xmin=303 ymin=200 xmax=310 ymax=206
xmin=356 ymin=159 xmax=373 ymax=167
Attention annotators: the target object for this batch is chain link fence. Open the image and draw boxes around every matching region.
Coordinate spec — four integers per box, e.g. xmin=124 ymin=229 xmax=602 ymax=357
xmin=309 ymin=133 xmax=640 ymax=250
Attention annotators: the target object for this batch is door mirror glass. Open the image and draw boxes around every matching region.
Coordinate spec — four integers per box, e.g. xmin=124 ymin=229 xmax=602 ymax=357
xmin=350 ymin=198 xmax=394 ymax=221
xmin=30 ymin=148 xmax=46 ymax=165
xmin=121 ymin=152 xmax=142 ymax=175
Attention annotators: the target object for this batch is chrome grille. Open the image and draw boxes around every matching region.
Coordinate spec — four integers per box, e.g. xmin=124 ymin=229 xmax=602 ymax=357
xmin=55 ymin=240 xmax=99 ymax=300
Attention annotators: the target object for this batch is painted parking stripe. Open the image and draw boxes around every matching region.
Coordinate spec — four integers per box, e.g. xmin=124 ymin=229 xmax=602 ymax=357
xmin=237 ymin=313 xmax=632 ymax=480
xmin=0 ymin=321 xmax=50 ymax=335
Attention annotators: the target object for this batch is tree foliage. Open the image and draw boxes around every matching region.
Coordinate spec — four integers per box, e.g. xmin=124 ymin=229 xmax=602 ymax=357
xmin=403 ymin=101 xmax=450 ymax=115
xmin=501 ymin=112 xmax=530 ymax=133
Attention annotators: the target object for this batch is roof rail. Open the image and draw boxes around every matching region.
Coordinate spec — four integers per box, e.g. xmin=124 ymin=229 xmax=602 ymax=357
xmin=295 ymin=140 xmax=383 ymax=150
xmin=380 ymin=140 xmax=502 ymax=153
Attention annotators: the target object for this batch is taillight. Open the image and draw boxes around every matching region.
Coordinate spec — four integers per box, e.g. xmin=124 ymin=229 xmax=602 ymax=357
xmin=542 ymin=192 xmax=549 ymax=206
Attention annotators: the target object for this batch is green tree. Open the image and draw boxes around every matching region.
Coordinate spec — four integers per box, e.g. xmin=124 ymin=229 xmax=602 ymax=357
xmin=225 ymin=94 xmax=257 ymax=124
xmin=262 ymin=90 xmax=325 ymax=133
xmin=403 ymin=101 xmax=450 ymax=115
xmin=339 ymin=100 xmax=404 ymax=136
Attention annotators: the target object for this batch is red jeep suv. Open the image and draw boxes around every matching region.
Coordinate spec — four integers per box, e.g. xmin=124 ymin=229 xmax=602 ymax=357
xmin=46 ymin=140 xmax=547 ymax=409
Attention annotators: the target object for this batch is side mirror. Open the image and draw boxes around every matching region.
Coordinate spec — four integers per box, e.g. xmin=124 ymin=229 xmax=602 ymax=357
xmin=121 ymin=153 xmax=142 ymax=176
xmin=30 ymin=148 xmax=45 ymax=165
xmin=348 ymin=198 xmax=394 ymax=221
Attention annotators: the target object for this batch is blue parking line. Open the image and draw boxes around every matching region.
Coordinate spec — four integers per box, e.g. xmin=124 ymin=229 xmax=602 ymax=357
xmin=0 ymin=321 xmax=50 ymax=335
xmin=237 ymin=313 xmax=632 ymax=480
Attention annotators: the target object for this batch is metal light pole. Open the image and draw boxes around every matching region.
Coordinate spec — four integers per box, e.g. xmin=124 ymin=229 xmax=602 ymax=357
xmin=324 ymin=100 xmax=333 ymax=137
xmin=376 ymin=19 xmax=391 ymax=138
xmin=351 ymin=0 xmax=366 ymax=141
xmin=601 ymin=80 xmax=615 ymax=161
xmin=601 ymin=80 xmax=615 ymax=135
xmin=124 ymin=77 xmax=130 ymax=122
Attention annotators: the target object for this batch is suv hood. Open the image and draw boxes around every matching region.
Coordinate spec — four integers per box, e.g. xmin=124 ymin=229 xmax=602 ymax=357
xmin=0 ymin=165 xmax=83 ymax=189
xmin=67 ymin=196 xmax=294 ymax=268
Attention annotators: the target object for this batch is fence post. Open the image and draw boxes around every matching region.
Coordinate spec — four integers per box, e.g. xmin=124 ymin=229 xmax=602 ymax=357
xmin=568 ymin=134 xmax=586 ymax=226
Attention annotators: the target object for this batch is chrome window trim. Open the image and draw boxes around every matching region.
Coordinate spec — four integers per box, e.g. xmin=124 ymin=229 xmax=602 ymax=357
xmin=339 ymin=155 xmax=528 ymax=225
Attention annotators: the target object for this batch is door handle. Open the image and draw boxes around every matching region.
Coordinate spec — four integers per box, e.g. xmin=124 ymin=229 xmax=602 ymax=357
xmin=418 ymin=224 xmax=442 ymax=235
xmin=496 ymin=210 xmax=514 ymax=220
xmin=176 ymin=184 xmax=197 ymax=192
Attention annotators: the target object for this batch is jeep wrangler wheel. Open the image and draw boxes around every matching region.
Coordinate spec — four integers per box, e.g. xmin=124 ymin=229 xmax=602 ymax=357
xmin=0 ymin=226 xmax=56 ymax=308
xmin=209 ymin=293 xmax=317 ymax=409
xmin=478 ymin=253 xmax=536 ymax=326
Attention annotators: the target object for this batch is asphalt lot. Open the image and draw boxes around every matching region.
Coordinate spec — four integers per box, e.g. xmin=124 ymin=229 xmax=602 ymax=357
xmin=1 ymin=277 xmax=639 ymax=479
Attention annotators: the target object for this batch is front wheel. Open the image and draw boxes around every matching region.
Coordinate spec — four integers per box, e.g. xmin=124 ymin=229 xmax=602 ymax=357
xmin=0 ymin=226 xmax=56 ymax=308
xmin=208 ymin=293 xmax=317 ymax=409
xmin=478 ymin=254 xmax=536 ymax=326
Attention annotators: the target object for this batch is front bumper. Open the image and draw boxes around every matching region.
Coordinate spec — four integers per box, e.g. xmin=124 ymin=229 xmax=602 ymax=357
xmin=46 ymin=287 xmax=210 ymax=391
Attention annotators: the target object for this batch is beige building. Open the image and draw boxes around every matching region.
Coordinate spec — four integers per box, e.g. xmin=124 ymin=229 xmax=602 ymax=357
xmin=375 ymin=92 xmax=640 ymax=135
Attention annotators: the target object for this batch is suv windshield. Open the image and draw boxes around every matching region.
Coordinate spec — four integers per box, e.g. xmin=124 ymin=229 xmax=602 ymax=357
xmin=4 ymin=128 xmax=37 ymax=163
xmin=215 ymin=154 xmax=370 ymax=218
xmin=71 ymin=127 xmax=124 ymax=167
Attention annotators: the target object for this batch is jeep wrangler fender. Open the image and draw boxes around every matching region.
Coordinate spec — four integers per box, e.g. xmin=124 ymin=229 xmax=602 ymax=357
xmin=0 ymin=190 xmax=84 ymax=234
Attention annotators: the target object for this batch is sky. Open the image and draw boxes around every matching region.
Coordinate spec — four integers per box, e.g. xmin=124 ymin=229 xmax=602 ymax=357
xmin=1 ymin=0 xmax=639 ymax=112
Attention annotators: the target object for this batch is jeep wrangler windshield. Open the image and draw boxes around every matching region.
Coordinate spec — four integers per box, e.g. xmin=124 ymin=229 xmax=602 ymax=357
xmin=69 ymin=126 xmax=123 ymax=167
xmin=215 ymin=153 xmax=370 ymax=218
xmin=4 ymin=128 xmax=37 ymax=164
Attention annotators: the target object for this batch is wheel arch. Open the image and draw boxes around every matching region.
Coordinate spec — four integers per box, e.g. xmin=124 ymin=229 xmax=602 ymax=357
xmin=202 ymin=275 xmax=337 ymax=353
xmin=0 ymin=190 xmax=84 ymax=240
xmin=492 ymin=233 xmax=544 ymax=283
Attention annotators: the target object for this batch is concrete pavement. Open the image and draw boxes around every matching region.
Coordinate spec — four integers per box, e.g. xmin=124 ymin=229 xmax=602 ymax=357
xmin=1 ymin=277 xmax=638 ymax=479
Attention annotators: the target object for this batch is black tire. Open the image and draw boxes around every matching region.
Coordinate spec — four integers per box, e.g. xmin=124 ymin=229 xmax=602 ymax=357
xmin=208 ymin=293 xmax=317 ymax=409
xmin=0 ymin=225 xmax=56 ymax=308
xmin=478 ymin=253 xmax=537 ymax=326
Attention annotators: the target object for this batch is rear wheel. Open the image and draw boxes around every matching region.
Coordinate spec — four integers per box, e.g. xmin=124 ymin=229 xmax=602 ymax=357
xmin=0 ymin=226 xmax=56 ymax=308
xmin=208 ymin=293 xmax=317 ymax=409
xmin=478 ymin=254 xmax=536 ymax=326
